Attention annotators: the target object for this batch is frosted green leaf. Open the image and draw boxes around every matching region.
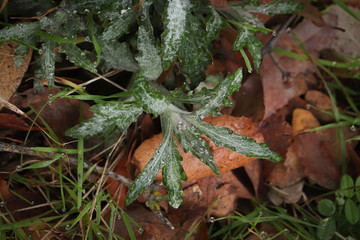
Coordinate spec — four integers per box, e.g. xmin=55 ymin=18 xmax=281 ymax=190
xmin=247 ymin=37 xmax=263 ymax=71
xmin=135 ymin=26 xmax=163 ymax=80
xmin=194 ymin=68 xmax=243 ymax=118
xmin=134 ymin=72 xmax=171 ymax=116
xmin=125 ymin=115 xmax=173 ymax=206
xmin=233 ymin=28 xmax=252 ymax=50
xmin=66 ymin=115 xmax=116 ymax=139
xmin=204 ymin=6 xmax=225 ymax=45
xmin=66 ymin=102 xmax=143 ymax=139
xmin=175 ymin=128 xmax=219 ymax=174
xmin=59 ymin=43 xmax=97 ymax=72
xmin=98 ymin=39 xmax=139 ymax=72
xmin=188 ymin=118 xmax=283 ymax=162
xmin=162 ymin=134 xmax=187 ymax=208
xmin=161 ymin=0 xmax=190 ymax=70
xmin=41 ymin=40 xmax=56 ymax=87
xmin=0 ymin=22 xmax=39 ymax=41
xmin=101 ymin=8 xmax=135 ymax=42
xmin=14 ymin=44 xmax=30 ymax=69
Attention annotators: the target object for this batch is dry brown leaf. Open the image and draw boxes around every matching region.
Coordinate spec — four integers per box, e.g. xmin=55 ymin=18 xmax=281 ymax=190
xmin=231 ymin=73 xmax=265 ymax=124
xmin=294 ymin=132 xmax=340 ymax=189
xmin=292 ymin=108 xmax=320 ymax=132
xmin=305 ymin=90 xmax=334 ymax=122
xmin=19 ymin=88 xmax=93 ymax=139
xmin=265 ymin=144 xmax=305 ymax=188
xmin=297 ymin=0 xmax=326 ymax=27
xmin=131 ymin=115 xmax=264 ymax=182
xmin=0 ymin=113 xmax=41 ymax=131
xmin=268 ymin=180 xmax=305 ymax=206
xmin=0 ymin=42 xmax=32 ymax=110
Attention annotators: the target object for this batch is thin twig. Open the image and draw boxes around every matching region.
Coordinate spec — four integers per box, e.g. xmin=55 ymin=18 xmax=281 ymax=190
xmin=0 ymin=141 xmax=133 ymax=187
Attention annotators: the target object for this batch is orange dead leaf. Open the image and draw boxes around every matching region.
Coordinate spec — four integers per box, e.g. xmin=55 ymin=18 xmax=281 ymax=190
xmin=131 ymin=115 xmax=264 ymax=182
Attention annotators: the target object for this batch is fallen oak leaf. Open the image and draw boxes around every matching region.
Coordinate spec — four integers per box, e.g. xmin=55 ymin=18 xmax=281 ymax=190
xmin=131 ymin=115 xmax=267 ymax=182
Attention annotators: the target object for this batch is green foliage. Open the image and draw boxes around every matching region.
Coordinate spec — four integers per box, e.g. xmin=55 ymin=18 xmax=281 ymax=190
xmin=0 ymin=0 xmax=304 ymax=210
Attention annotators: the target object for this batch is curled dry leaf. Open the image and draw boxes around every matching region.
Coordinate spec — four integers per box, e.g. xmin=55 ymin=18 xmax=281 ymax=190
xmin=0 ymin=42 xmax=32 ymax=110
xmin=131 ymin=115 xmax=264 ymax=182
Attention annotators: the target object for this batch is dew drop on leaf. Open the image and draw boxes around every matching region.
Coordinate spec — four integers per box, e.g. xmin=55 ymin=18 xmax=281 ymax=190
xmin=65 ymin=225 xmax=70 ymax=230
xmin=0 ymin=202 xmax=4 ymax=207
xmin=62 ymin=207 xmax=66 ymax=212
xmin=138 ymin=228 xmax=144 ymax=234
xmin=208 ymin=216 xmax=215 ymax=222
xmin=16 ymin=165 xmax=21 ymax=172
xmin=272 ymin=31 xmax=277 ymax=36
xmin=351 ymin=125 xmax=356 ymax=132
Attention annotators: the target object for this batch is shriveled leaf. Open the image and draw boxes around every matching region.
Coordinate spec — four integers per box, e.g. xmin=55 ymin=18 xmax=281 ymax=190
xmin=98 ymin=39 xmax=139 ymax=72
xmin=135 ymin=26 xmax=162 ymax=80
xmin=194 ymin=68 xmax=243 ymax=118
xmin=188 ymin=118 xmax=283 ymax=162
xmin=133 ymin=72 xmax=171 ymax=116
xmin=59 ymin=43 xmax=97 ymax=72
xmin=40 ymin=40 xmax=56 ymax=87
xmin=0 ymin=22 xmax=39 ymax=41
xmin=101 ymin=7 xmax=135 ymax=42
xmin=161 ymin=0 xmax=190 ymax=70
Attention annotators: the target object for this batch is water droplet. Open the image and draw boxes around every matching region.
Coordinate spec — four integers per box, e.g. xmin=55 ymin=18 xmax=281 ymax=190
xmin=351 ymin=125 xmax=356 ymax=131
xmin=16 ymin=165 xmax=21 ymax=172
xmin=305 ymin=104 xmax=311 ymax=110
xmin=259 ymin=211 xmax=263 ymax=217
xmin=38 ymin=49 xmax=43 ymax=54
xmin=81 ymin=52 xmax=86 ymax=56
xmin=62 ymin=207 xmax=66 ymax=212
xmin=248 ymin=69 xmax=252 ymax=73
xmin=48 ymin=101 xmax=52 ymax=106
xmin=48 ymin=94 xmax=53 ymax=99
xmin=65 ymin=225 xmax=70 ymax=230
xmin=0 ymin=202 xmax=4 ymax=207
xmin=65 ymin=56 xmax=69 ymax=61
xmin=85 ymin=36 xmax=90 ymax=41
xmin=272 ymin=31 xmax=277 ymax=36
xmin=117 ymin=215 xmax=122 ymax=220
xmin=97 ymin=232 xmax=101 ymax=235
xmin=284 ymin=229 xmax=289 ymax=233
xmin=208 ymin=216 xmax=215 ymax=222
xmin=138 ymin=228 xmax=144 ymax=234
xmin=84 ymin=9 xmax=89 ymax=13
xmin=260 ymin=231 xmax=267 ymax=238
xmin=30 ymin=201 xmax=34 ymax=205
xmin=332 ymin=61 xmax=337 ymax=66
xmin=121 ymin=9 xmax=127 ymax=14
xmin=73 ymin=10 xmax=77 ymax=14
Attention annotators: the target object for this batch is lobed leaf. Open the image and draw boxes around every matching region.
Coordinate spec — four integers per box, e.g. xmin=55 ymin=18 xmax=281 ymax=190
xmin=161 ymin=0 xmax=190 ymax=70
xmin=66 ymin=102 xmax=142 ymax=139
xmin=175 ymin=128 xmax=219 ymax=174
xmin=101 ymin=8 xmax=136 ymax=42
xmin=59 ymin=43 xmax=97 ymax=72
xmin=125 ymin=115 xmax=173 ymax=206
xmin=98 ymin=39 xmax=139 ymax=72
xmin=135 ymin=25 xmax=163 ymax=80
xmin=162 ymin=133 xmax=187 ymax=208
xmin=0 ymin=22 xmax=39 ymax=41
xmin=194 ymin=68 xmax=243 ymax=118
xmin=188 ymin=118 xmax=283 ymax=162
xmin=133 ymin=72 xmax=171 ymax=116
xmin=246 ymin=37 xmax=263 ymax=71
xmin=204 ymin=6 xmax=225 ymax=45
xmin=40 ymin=40 xmax=56 ymax=87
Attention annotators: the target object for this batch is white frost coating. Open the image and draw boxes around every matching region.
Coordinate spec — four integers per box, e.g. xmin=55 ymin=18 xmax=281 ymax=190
xmin=135 ymin=26 xmax=162 ymax=80
xmin=161 ymin=0 xmax=190 ymax=69
xmin=95 ymin=103 xmax=140 ymax=119
xmin=70 ymin=115 xmax=109 ymax=137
